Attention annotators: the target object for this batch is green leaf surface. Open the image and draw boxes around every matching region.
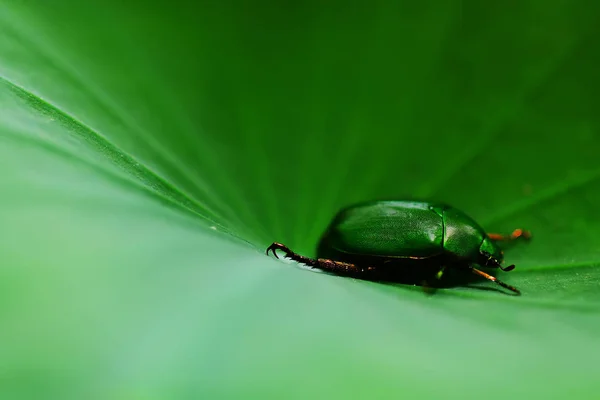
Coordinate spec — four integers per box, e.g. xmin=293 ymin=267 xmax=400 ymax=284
xmin=1 ymin=1 xmax=599 ymax=398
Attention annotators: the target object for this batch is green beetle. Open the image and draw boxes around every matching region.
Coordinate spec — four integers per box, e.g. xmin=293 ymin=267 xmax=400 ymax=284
xmin=266 ymin=200 xmax=530 ymax=294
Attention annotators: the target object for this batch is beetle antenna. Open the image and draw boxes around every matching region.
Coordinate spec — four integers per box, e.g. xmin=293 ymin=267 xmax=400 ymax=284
xmin=484 ymin=253 xmax=515 ymax=272
xmin=499 ymin=264 xmax=515 ymax=272
xmin=470 ymin=267 xmax=521 ymax=295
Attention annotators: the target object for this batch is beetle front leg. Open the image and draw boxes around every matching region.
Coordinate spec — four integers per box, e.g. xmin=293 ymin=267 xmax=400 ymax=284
xmin=470 ymin=266 xmax=521 ymax=295
xmin=266 ymin=242 xmax=376 ymax=277
xmin=487 ymin=229 xmax=531 ymax=242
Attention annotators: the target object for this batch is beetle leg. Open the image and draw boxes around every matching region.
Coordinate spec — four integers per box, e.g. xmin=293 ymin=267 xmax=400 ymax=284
xmin=470 ymin=267 xmax=521 ymax=295
xmin=266 ymin=242 xmax=318 ymax=266
xmin=487 ymin=229 xmax=531 ymax=242
xmin=435 ymin=266 xmax=446 ymax=280
xmin=419 ymin=266 xmax=446 ymax=294
xmin=316 ymin=258 xmax=377 ymax=276
xmin=266 ymin=242 xmax=374 ymax=276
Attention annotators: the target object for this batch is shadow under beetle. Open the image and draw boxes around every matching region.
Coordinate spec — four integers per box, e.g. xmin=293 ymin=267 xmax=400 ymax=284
xmin=266 ymin=200 xmax=531 ymax=295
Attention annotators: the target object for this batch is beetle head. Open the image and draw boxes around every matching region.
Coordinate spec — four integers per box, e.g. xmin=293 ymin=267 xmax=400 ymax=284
xmin=479 ymin=237 xmax=514 ymax=271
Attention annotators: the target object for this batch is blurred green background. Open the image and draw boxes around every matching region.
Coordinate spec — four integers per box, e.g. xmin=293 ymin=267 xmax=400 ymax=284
xmin=1 ymin=0 xmax=600 ymax=398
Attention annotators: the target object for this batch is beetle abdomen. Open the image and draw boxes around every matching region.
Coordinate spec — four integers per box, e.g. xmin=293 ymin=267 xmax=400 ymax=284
xmin=323 ymin=201 xmax=444 ymax=258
